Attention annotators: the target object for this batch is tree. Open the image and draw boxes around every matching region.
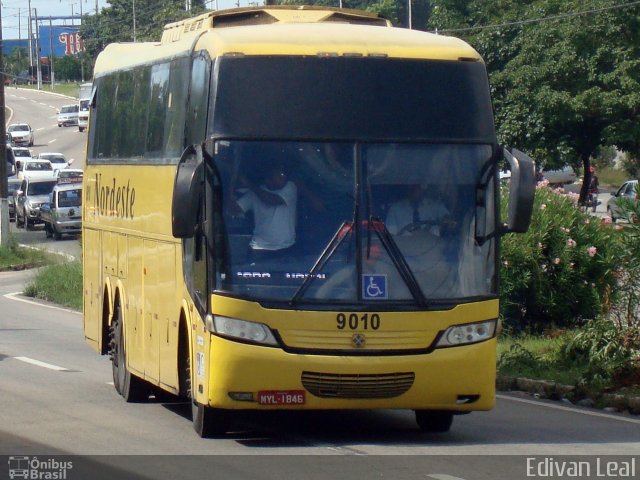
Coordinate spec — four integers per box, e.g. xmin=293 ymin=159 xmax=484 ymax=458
xmin=270 ymin=0 xmax=432 ymax=30
xmin=430 ymin=0 xmax=640 ymax=203
xmin=55 ymin=55 xmax=82 ymax=81
xmin=4 ymin=47 xmax=30 ymax=79
xmin=80 ymin=0 xmax=207 ymax=72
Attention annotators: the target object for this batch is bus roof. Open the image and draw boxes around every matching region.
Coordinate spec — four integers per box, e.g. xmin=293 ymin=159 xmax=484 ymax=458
xmin=93 ymin=7 xmax=481 ymax=77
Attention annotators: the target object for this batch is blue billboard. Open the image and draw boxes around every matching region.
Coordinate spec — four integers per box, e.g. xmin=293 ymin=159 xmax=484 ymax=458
xmin=38 ymin=25 xmax=84 ymax=57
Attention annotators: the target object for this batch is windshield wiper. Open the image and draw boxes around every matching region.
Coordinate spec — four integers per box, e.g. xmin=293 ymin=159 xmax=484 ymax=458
xmin=369 ymin=216 xmax=429 ymax=308
xmin=290 ymin=221 xmax=353 ymax=306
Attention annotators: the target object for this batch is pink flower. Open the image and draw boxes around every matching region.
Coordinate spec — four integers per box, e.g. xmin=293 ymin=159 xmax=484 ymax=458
xmin=553 ymin=257 xmax=561 ymax=265
xmin=587 ymin=246 xmax=597 ymax=257
xmin=536 ymin=179 xmax=550 ymax=189
xmin=567 ymin=239 xmax=577 ymax=248
xmin=584 ymin=219 xmax=590 ymax=224
xmin=602 ymin=216 xmax=612 ymax=224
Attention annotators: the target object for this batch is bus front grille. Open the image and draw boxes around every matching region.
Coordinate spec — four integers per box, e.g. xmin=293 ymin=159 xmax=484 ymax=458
xmin=301 ymin=371 xmax=415 ymax=399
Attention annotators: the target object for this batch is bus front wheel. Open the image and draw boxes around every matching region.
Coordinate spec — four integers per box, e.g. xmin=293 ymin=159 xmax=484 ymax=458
xmin=192 ymin=401 xmax=230 ymax=438
xmin=414 ymin=410 xmax=454 ymax=433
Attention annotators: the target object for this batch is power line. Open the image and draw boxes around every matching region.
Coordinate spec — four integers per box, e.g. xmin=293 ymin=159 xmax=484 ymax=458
xmin=433 ymin=0 xmax=640 ymax=33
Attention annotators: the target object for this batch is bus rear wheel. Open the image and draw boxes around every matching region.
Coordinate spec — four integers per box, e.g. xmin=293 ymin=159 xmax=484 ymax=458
xmin=110 ymin=302 xmax=149 ymax=402
xmin=414 ymin=410 xmax=454 ymax=433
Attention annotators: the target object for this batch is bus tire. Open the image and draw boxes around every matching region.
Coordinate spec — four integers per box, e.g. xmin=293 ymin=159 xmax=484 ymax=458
xmin=110 ymin=301 xmax=149 ymax=402
xmin=414 ymin=410 xmax=454 ymax=433
xmin=192 ymin=400 xmax=230 ymax=438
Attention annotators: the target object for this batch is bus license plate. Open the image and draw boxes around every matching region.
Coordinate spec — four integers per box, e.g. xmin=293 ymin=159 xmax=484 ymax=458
xmin=257 ymin=390 xmax=305 ymax=405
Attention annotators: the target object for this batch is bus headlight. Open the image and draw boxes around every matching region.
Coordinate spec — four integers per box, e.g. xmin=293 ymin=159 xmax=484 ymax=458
xmin=435 ymin=320 xmax=497 ymax=347
xmin=208 ymin=315 xmax=278 ymax=346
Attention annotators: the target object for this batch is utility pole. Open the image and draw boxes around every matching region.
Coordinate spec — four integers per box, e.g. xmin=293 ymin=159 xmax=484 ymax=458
xmin=35 ymin=9 xmax=42 ymax=90
xmin=28 ymin=0 xmax=33 ymax=80
xmin=0 ymin=3 xmax=10 ymax=246
xmin=133 ymin=0 xmax=136 ymax=42
xmin=49 ymin=17 xmax=55 ymax=89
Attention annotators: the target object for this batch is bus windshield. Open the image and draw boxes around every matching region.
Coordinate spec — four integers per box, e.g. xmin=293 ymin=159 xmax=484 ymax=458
xmin=213 ymin=140 xmax=496 ymax=306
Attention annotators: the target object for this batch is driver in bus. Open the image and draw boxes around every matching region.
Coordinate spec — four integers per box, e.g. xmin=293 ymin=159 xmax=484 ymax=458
xmin=229 ymin=162 xmax=298 ymax=262
xmin=385 ymin=184 xmax=455 ymax=236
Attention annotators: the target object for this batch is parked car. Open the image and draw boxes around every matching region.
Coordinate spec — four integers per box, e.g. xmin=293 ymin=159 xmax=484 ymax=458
xmin=37 ymin=152 xmax=69 ymax=171
xmin=542 ymin=165 xmax=577 ymax=185
xmin=7 ymin=123 xmax=34 ymax=147
xmin=16 ymin=159 xmax=54 ymax=181
xmin=15 ymin=177 xmax=58 ymax=229
xmin=7 ymin=178 xmax=21 ymax=221
xmin=40 ymin=183 xmax=83 ymax=240
xmin=607 ymin=180 xmax=638 ymax=223
xmin=55 ymin=168 xmax=83 ymax=184
xmin=57 ymin=104 xmax=79 ymax=127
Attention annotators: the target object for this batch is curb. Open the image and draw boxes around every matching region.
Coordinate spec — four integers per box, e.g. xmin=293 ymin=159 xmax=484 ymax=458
xmin=13 ymin=86 xmax=77 ymax=100
xmin=497 ymin=375 xmax=640 ymax=415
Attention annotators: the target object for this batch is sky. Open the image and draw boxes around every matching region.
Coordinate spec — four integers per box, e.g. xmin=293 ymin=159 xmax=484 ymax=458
xmin=1 ymin=0 xmax=243 ymax=41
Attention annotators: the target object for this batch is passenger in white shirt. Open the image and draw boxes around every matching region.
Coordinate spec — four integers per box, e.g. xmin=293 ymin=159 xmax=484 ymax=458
xmin=385 ymin=184 xmax=452 ymax=236
xmin=232 ymin=164 xmax=298 ymax=260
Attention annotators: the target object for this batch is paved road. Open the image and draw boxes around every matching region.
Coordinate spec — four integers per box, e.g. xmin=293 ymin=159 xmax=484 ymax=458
xmin=1 ymin=269 xmax=639 ymax=479
xmin=6 ymin=88 xmax=84 ymax=259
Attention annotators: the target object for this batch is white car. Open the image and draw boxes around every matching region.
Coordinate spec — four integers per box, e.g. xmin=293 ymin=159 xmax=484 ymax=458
xmin=58 ymin=104 xmax=79 ymax=127
xmin=7 ymin=123 xmax=34 ymax=147
xmin=542 ymin=165 xmax=577 ymax=185
xmin=16 ymin=159 xmax=54 ymax=181
xmin=37 ymin=152 xmax=69 ymax=171
xmin=11 ymin=147 xmax=32 ymax=160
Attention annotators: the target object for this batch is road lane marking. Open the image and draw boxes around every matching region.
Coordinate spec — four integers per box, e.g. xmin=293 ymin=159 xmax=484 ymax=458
xmin=428 ymin=475 xmax=467 ymax=480
xmin=39 ymin=102 xmax=48 ymax=106
xmin=48 ymin=139 xmax=57 ymax=144
xmin=4 ymin=292 xmax=81 ymax=315
xmin=107 ymin=382 xmax=114 ymax=386
xmin=498 ymin=394 xmax=640 ymax=425
xmin=36 ymin=127 xmax=45 ymax=131
xmin=14 ymin=356 xmax=69 ymax=371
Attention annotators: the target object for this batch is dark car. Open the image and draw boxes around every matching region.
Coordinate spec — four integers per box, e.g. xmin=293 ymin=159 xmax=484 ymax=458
xmin=7 ymin=178 xmax=21 ymax=220
xmin=5 ymin=145 xmax=16 ymax=177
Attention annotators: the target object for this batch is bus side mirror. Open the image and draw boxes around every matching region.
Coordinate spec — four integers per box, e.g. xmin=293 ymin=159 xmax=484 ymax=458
xmin=172 ymin=144 xmax=204 ymax=238
xmin=501 ymin=147 xmax=535 ymax=234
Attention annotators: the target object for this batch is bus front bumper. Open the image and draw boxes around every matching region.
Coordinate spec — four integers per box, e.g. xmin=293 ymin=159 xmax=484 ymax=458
xmin=205 ymin=336 xmax=496 ymax=411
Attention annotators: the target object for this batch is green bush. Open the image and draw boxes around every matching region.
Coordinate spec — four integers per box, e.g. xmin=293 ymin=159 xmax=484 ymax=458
xmin=559 ymin=319 xmax=640 ymax=389
xmin=24 ymin=260 xmax=82 ymax=311
xmin=500 ymin=184 xmax=623 ymax=332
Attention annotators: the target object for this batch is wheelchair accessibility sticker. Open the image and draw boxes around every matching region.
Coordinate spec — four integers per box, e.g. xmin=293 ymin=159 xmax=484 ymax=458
xmin=362 ymin=274 xmax=387 ymax=299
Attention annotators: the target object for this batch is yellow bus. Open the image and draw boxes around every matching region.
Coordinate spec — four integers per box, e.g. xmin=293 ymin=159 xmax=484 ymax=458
xmin=83 ymin=6 xmax=535 ymax=437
